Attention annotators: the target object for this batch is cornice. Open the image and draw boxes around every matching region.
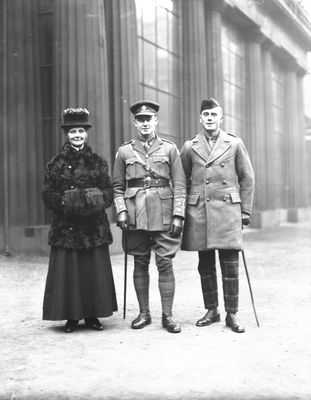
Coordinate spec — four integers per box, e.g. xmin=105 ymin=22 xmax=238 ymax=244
xmin=262 ymin=0 xmax=311 ymax=50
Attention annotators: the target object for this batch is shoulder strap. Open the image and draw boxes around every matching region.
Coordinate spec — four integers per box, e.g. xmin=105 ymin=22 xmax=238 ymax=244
xmin=130 ymin=147 xmax=159 ymax=179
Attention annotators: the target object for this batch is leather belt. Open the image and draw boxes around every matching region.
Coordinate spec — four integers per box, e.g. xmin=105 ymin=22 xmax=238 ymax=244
xmin=127 ymin=177 xmax=170 ymax=188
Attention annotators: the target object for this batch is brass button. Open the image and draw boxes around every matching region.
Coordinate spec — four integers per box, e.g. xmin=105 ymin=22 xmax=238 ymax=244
xmin=221 ymin=163 xmax=225 ymax=167
xmin=223 ymin=180 xmax=227 ymax=184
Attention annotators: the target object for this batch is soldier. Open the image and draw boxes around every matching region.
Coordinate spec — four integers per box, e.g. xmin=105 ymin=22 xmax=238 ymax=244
xmin=180 ymin=98 xmax=255 ymax=333
xmin=112 ymin=100 xmax=186 ymax=333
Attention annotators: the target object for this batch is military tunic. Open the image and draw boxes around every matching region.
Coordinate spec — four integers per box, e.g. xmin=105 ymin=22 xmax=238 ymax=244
xmin=113 ymin=135 xmax=186 ymax=231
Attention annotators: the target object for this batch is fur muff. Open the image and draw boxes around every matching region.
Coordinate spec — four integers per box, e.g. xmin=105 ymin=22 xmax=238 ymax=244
xmin=42 ymin=143 xmax=113 ymax=249
xmin=63 ymin=187 xmax=105 ymax=218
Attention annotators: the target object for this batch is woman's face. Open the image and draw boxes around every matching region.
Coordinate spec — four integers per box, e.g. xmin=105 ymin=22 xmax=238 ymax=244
xmin=67 ymin=127 xmax=88 ymax=148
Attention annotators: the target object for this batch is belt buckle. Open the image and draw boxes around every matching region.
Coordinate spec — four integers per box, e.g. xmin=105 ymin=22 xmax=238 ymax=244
xmin=144 ymin=176 xmax=151 ymax=188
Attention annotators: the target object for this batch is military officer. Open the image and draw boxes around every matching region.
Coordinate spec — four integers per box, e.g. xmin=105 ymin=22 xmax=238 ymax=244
xmin=112 ymin=100 xmax=186 ymax=333
xmin=180 ymin=98 xmax=255 ymax=333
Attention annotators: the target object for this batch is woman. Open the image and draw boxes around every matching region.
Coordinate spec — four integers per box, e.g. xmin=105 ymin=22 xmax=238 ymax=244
xmin=42 ymin=107 xmax=117 ymax=333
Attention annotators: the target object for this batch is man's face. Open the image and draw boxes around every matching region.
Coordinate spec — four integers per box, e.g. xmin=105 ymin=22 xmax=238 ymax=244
xmin=134 ymin=114 xmax=158 ymax=137
xmin=200 ymin=106 xmax=223 ymax=136
xmin=67 ymin=127 xmax=88 ymax=147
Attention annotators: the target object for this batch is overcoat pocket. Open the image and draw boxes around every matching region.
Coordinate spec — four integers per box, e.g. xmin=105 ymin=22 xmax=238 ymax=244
xmin=187 ymin=193 xmax=200 ymax=206
xmin=230 ymin=192 xmax=241 ymax=203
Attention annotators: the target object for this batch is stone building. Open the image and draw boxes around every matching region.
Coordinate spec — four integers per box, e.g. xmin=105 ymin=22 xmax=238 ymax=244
xmin=1 ymin=0 xmax=310 ymax=254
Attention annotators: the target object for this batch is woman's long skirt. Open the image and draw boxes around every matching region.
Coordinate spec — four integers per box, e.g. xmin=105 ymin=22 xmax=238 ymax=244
xmin=43 ymin=245 xmax=118 ymax=320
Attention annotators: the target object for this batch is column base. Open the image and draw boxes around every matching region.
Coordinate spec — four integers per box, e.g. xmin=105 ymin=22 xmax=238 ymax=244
xmin=0 ymin=224 xmax=123 ymax=256
xmin=251 ymin=208 xmax=311 ymax=228
xmin=287 ymin=207 xmax=311 ymax=223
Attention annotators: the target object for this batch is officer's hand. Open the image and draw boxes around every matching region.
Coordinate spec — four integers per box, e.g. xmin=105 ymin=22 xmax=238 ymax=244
xmin=116 ymin=211 xmax=128 ymax=230
xmin=242 ymin=212 xmax=251 ymax=226
xmin=170 ymin=217 xmax=183 ymax=238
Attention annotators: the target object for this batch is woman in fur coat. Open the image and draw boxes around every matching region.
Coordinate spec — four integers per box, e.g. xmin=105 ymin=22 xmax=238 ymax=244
xmin=42 ymin=108 xmax=117 ymax=333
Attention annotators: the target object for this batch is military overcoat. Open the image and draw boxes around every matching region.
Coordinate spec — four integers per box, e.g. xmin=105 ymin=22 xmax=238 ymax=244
xmin=112 ymin=135 xmax=186 ymax=231
xmin=180 ymin=129 xmax=254 ymax=250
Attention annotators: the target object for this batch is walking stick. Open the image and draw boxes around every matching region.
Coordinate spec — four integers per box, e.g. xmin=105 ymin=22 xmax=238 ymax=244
xmin=123 ymin=228 xmax=128 ymax=319
xmin=241 ymin=249 xmax=260 ymax=327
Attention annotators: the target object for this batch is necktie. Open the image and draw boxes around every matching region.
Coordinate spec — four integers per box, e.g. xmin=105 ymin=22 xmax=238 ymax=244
xmin=143 ymin=139 xmax=153 ymax=152
xmin=206 ymin=135 xmax=218 ymax=150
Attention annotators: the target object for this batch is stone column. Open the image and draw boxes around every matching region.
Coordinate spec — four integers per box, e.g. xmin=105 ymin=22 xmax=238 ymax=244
xmin=281 ymin=52 xmax=309 ymax=220
xmin=180 ymin=0 xmax=208 ymax=139
xmin=54 ymin=0 xmax=111 ymax=163
xmin=105 ymin=0 xmax=140 ymax=151
xmin=262 ymin=40 xmax=277 ymax=212
xmin=244 ymin=27 xmax=267 ymax=224
xmin=204 ymin=0 xmax=226 ymax=104
xmin=1 ymin=0 xmax=44 ymax=226
xmin=296 ymin=70 xmax=309 ymax=207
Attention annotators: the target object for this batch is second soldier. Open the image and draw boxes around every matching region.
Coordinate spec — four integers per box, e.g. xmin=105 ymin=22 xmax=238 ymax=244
xmin=112 ymin=100 xmax=186 ymax=333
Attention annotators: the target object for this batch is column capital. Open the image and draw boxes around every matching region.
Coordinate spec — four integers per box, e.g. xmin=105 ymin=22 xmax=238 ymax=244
xmin=275 ymin=47 xmax=303 ymax=73
xmin=242 ymin=26 xmax=266 ymax=44
xmin=262 ymin=38 xmax=278 ymax=53
xmin=204 ymin=0 xmax=227 ymax=13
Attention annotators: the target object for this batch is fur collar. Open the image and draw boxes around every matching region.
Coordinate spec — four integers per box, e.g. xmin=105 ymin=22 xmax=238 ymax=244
xmin=60 ymin=142 xmax=93 ymax=161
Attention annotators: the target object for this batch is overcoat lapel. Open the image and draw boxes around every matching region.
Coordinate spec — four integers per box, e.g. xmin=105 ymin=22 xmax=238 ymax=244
xmin=192 ymin=131 xmax=211 ymax=162
xmin=207 ymin=129 xmax=231 ymax=164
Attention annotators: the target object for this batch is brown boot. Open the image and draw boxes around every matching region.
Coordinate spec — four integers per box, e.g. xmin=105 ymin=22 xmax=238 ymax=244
xmin=225 ymin=312 xmax=245 ymax=333
xmin=162 ymin=313 xmax=181 ymax=333
xmin=131 ymin=311 xmax=152 ymax=329
xmin=196 ymin=308 xmax=220 ymax=327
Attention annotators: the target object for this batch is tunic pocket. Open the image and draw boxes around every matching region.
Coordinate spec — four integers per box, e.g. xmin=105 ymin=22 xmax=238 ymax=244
xmin=158 ymin=188 xmax=173 ymax=225
xmin=125 ymin=158 xmax=143 ymax=178
xmin=153 ymin=155 xmax=170 ymax=176
xmin=124 ymin=187 xmax=140 ymax=227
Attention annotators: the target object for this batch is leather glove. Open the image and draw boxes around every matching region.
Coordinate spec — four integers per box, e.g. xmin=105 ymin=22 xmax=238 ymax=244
xmin=116 ymin=211 xmax=128 ymax=230
xmin=242 ymin=212 xmax=251 ymax=226
xmin=169 ymin=216 xmax=183 ymax=238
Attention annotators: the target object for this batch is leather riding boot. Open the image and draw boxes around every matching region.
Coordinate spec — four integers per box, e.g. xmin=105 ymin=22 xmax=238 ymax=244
xmin=196 ymin=308 xmax=220 ymax=327
xmin=225 ymin=312 xmax=245 ymax=333
xmin=131 ymin=311 xmax=152 ymax=329
xmin=162 ymin=313 xmax=181 ymax=333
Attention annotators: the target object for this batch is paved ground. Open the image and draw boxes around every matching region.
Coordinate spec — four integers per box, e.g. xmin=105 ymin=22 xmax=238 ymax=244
xmin=1 ymin=221 xmax=311 ymax=400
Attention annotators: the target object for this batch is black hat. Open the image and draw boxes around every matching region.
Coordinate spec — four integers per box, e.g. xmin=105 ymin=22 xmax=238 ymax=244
xmin=200 ymin=98 xmax=221 ymax=113
xmin=130 ymin=100 xmax=160 ymax=116
xmin=61 ymin=108 xmax=92 ymax=129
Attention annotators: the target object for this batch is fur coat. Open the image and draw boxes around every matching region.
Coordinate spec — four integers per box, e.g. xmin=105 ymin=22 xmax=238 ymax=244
xmin=42 ymin=143 xmax=113 ymax=249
